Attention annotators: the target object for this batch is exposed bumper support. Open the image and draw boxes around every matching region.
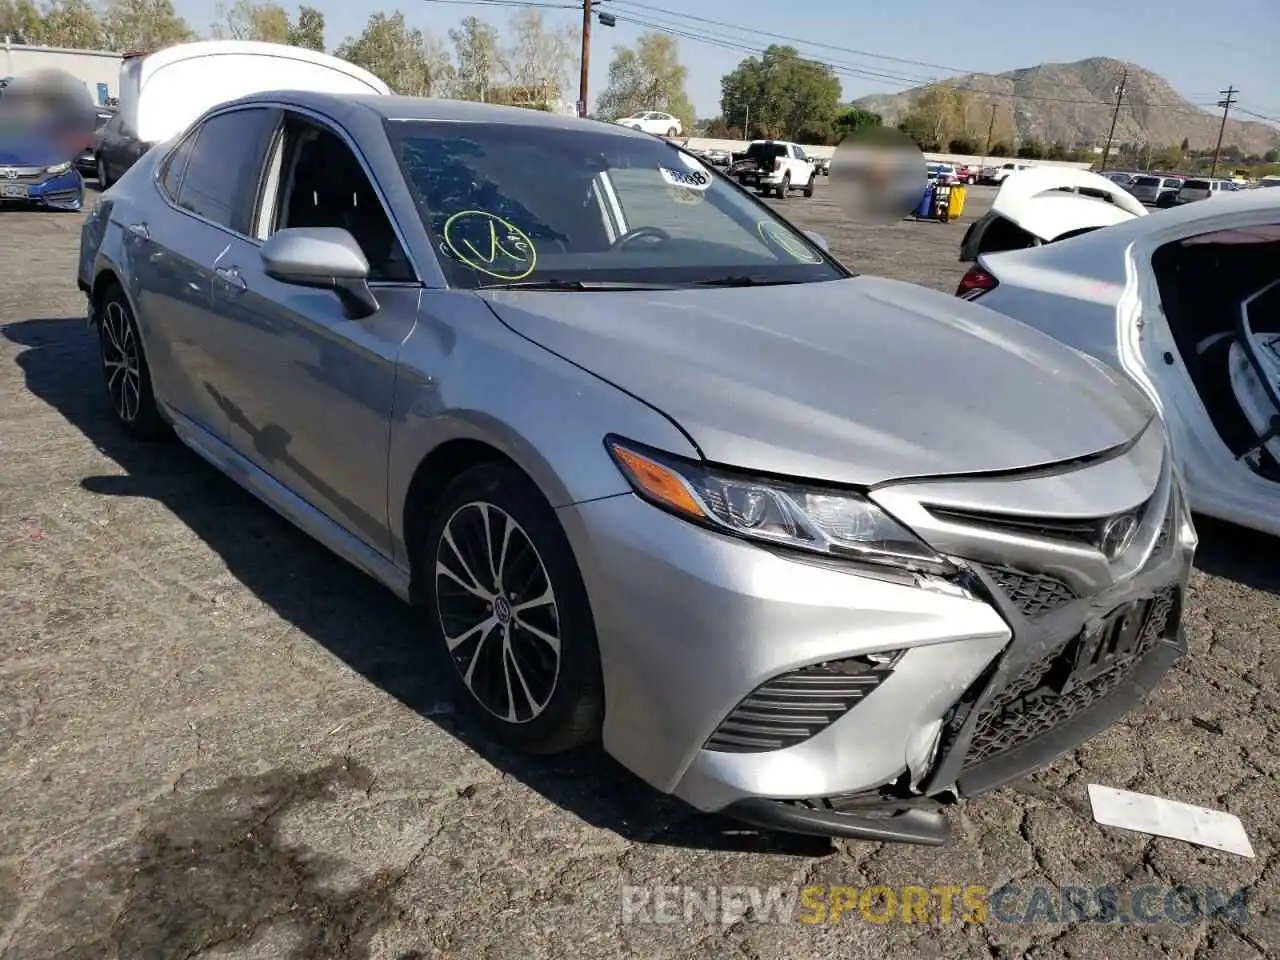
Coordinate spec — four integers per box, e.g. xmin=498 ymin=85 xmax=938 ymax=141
xmin=721 ymin=799 xmax=950 ymax=845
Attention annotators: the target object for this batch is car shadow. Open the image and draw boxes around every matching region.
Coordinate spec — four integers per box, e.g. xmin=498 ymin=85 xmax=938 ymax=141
xmin=3 ymin=316 xmax=832 ymax=857
xmin=1191 ymin=513 xmax=1280 ymax=595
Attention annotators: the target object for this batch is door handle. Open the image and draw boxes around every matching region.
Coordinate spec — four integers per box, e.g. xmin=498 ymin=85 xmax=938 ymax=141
xmin=126 ymin=222 xmax=149 ymax=240
xmin=215 ymin=265 xmax=247 ymax=291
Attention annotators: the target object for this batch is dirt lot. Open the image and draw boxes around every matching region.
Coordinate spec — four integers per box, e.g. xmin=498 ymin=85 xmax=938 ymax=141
xmin=1 ymin=184 xmax=1278 ymax=959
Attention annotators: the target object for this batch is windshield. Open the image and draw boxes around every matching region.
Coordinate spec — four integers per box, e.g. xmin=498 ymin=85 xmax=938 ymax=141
xmin=385 ymin=120 xmax=843 ymax=290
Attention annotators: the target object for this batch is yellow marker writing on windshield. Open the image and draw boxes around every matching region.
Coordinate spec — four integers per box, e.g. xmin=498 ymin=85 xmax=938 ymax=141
xmin=756 ymin=221 xmax=823 ymax=264
xmin=443 ymin=210 xmax=537 ymax=280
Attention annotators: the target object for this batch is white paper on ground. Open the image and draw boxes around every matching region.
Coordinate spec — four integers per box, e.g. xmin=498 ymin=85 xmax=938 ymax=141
xmin=1088 ymin=784 xmax=1255 ymax=858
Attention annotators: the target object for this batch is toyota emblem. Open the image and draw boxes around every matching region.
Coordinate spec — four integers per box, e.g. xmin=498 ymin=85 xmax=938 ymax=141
xmin=1100 ymin=512 xmax=1139 ymax=559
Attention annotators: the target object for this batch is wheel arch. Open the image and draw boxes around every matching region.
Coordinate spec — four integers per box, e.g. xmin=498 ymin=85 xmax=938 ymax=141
xmin=401 ymin=436 xmax=552 ymax=605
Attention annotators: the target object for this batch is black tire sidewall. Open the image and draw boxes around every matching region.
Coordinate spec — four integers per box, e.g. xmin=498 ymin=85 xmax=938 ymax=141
xmin=421 ymin=462 xmax=604 ymax=753
xmin=97 ymin=287 xmax=165 ymax=440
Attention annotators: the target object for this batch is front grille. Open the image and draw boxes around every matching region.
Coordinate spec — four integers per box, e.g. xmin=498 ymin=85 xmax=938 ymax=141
xmin=961 ymin=587 xmax=1179 ymax=768
xmin=928 ymin=500 xmax=1151 ymax=553
xmin=705 ymin=656 xmax=896 ymax=753
xmin=0 ymin=166 xmax=49 ymax=185
xmin=980 ymin=564 xmax=1077 ymax=616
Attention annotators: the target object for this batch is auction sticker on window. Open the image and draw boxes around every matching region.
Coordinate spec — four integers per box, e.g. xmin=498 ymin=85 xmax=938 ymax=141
xmin=757 ymin=221 xmax=823 ymax=264
xmin=443 ymin=209 xmax=537 ymax=280
xmin=659 ymin=166 xmax=712 ymax=190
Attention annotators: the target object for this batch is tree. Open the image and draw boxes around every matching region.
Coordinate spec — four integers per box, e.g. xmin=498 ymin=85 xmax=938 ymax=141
xmin=896 ymin=113 xmax=937 ymax=151
xmin=1264 ymin=149 xmax=1280 ymax=164
xmin=211 ymin=0 xmax=289 ymax=43
xmin=0 ymin=0 xmax=42 ymax=43
xmin=37 ymin=0 xmax=104 ymax=48
xmin=595 ymin=31 xmax=692 ymax=132
xmin=101 ymin=0 xmax=194 ymax=50
xmin=1016 ymin=139 xmax=1046 ymax=159
xmin=948 ymin=136 xmax=979 ymax=154
xmin=719 ymin=45 xmax=841 ymax=142
xmin=989 ymin=141 xmax=1011 ymax=157
xmin=335 ymin=11 xmax=451 ymax=96
xmin=1180 ymin=136 xmax=1191 ymax=152
xmin=501 ymin=9 xmax=577 ymax=109
xmin=1045 ymin=140 xmax=1069 ymax=160
xmin=287 ymin=5 xmax=323 ymax=50
xmin=833 ymin=107 xmax=881 ymax=138
xmin=911 ymin=83 xmax=967 ymax=149
xmin=449 ymin=15 xmax=504 ymax=102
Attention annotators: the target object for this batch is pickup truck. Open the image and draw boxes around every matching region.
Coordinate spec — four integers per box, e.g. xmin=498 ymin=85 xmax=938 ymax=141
xmin=728 ymin=139 xmax=817 ymax=198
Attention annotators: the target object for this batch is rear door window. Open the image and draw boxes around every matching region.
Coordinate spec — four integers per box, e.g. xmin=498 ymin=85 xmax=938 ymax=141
xmin=174 ymin=107 xmax=279 ymax=234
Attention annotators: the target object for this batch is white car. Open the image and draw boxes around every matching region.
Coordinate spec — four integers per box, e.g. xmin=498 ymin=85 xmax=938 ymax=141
xmin=1177 ymin=177 xmax=1232 ymax=203
xmin=991 ymin=161 xmax=1033 ymax=184
xmin=614 ymin=110 xmax=682 ymax=137
xmin=956 ymin=170 xmax=1280 ymax=537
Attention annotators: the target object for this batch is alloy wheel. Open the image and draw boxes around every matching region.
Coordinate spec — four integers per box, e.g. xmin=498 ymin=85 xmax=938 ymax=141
xmin=101 ymin=301 xmax=141 ymax=423
xmin=435 ymin=501 xmax=562 ymax=723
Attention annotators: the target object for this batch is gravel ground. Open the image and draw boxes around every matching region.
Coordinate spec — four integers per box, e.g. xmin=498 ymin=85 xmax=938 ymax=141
xmin=0 ymin=183 xmax=1277 ymax=959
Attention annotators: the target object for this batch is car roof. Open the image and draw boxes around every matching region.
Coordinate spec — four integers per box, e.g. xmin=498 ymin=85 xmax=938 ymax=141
xmin=218 ymin=90 xmax=649 ymax=138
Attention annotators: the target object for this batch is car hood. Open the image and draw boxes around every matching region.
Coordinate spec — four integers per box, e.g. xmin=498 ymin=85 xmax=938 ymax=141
xmin=0 ymin=137 xmax=67 ymax=166
xmin=481 ymin=276 xmax=1153 ymax=486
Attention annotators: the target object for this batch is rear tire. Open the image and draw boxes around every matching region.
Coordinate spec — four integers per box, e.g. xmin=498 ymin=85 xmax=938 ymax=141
xmin=97 ymin=286 xmax=166 ymax=440
xmin=666 ymin=127 xmax=678 ymax=136
xmin=421 ymin=462 xmax=604 ymax=755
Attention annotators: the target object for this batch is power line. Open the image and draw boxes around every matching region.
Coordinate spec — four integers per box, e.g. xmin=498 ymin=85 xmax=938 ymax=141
xmin=610 ymin=9 xmax=1218 ymax=114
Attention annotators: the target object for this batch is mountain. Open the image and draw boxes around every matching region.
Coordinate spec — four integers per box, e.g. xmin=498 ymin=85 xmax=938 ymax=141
xmin=852 ymin=57 xmax=1280 ymax=156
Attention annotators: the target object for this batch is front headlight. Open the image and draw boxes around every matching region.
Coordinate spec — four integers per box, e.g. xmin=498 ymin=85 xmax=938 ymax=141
xmin=606 ymin=437 xmax=954 ymax=575
xmin=45 ymin=161 xmax=71 ymax=175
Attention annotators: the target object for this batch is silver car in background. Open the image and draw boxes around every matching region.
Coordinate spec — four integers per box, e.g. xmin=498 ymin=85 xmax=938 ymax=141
xmin=78 ymin=93 xmax=1194 ymax=844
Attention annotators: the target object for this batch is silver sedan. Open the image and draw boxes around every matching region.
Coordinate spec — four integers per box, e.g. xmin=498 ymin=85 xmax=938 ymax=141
xmin=78 ymin=92 xmax=1195 ymax=844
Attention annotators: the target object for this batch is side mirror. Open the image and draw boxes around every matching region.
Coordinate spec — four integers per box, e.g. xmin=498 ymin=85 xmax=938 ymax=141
xmin=260 ymin=226 xmax=378 ymax=319
xmin=804 ymin=230 xmax=829 ymax=252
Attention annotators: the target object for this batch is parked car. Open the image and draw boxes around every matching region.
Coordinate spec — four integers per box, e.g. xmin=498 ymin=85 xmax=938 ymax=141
xmin=957 ymin=175 xmax=1280 ymax=537
xmin=953 ymin=164 xmax=979 ymax=185
xmin=76 ymin=106 xmax=116 ymax=177
xmin=1129 ymin=174 xmax=1184 ymax=206
xmin=959 ymin=166 xmax=1148 ymax=262
xmin=699 ymin=147 xmax=731 ymax=167
xmin=1176 ymin=177 xmax=1231 ymax=204
xmin=614 ymin=110 xmax=682 ymax=137
xmin=0 ymin=71 xmax=89 ymax=211
xmin=812 ymin=155 xmax=830 ymax=176
xmin=95 ymin=40 xmax=390 ymax=187
xmin=990 ymin=161 xmax=1033 ymax=184
xmin=1100 ymin=171 xmax=1136 ymax=189
xmin=77 ymin=92 xmax=1193 ymax=844
xmin=729 ymin=139 xmax=816 ymax=198
xmin=926 ymin=162 xmax=959 ymax=184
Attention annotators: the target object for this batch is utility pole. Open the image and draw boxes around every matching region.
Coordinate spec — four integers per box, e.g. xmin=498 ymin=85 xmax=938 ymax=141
xmin=1098 ymin=66 xmax=1127 ymax=173
xmin=743 ymin=102 xmax=749 ymax=138
xmin=979 ymin=103 xmax=996 ymax=171
xmin=1210 ymin=86 xmax=1237 ymax=178
xmin=578 ymin=0 xmax=614 ymax=118
xmin=578 ymin=0 xmax=592 ymax=118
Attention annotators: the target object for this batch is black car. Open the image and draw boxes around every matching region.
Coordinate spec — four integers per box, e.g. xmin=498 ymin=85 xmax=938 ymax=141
xmin=76 ymin=107 xmax=117 ymax=177
xmin=93 ymin=109 xmax=159 ymax=188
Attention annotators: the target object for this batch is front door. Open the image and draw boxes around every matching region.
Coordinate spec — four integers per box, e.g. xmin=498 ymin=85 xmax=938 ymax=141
xmin=211 ymin=112 xmax=421 ymax=555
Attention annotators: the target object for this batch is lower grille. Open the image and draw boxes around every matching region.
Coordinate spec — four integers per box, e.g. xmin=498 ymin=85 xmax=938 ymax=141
xmin=980 ymin=564 xmax=1077 ymax=616
xmin=705 ymin=655 xmax=897 ymax=753
xmin=961 ymin=587 xmax=1180 ymax=768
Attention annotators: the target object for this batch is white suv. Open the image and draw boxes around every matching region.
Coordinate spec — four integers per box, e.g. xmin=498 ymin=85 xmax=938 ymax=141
xmin=1176 ymin=178 xmax=1230 ymax=203
xmin=732 ymin=140 xmax=816 ymax=199
xmin=991 ymin=161 xmax=1033 ymax=184
xmin=615 ymin=111 xmax=682 ymax=137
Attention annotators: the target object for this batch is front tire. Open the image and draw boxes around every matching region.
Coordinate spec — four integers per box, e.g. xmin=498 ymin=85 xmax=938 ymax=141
xmin=97 ymin=287 xmax=165 ymax=440
xmin=96 ymin=155 xmax=111 ymax=188
xmin=803 ymin=174 xmax=815 ymax=197
xmin=776 ymin=174 xmax=790 ymax=199
xmin=422 ymin=462 xmax=604 ymax=755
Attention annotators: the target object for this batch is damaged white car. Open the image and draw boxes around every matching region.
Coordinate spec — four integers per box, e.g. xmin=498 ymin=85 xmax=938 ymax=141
xmin=956 ymin=169 xmax=1280 ymax=537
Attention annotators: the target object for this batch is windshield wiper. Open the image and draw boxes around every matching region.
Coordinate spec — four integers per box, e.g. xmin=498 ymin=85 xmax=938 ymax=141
xmin=692 ymin=276 xmax=803 ymax=287
xmin=478 ymin=279 xmax=678 ymax=291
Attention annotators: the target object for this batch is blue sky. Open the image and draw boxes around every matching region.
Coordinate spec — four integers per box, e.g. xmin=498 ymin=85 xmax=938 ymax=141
xmin=171 ymin=0 xmax=1279 ymax=122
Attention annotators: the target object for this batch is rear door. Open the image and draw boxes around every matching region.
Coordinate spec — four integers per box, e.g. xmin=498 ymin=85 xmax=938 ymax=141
xmin=210 ymin=110 xmax=420 ymax=554
xmin=136 ymin=106 xmax=281 ymax=444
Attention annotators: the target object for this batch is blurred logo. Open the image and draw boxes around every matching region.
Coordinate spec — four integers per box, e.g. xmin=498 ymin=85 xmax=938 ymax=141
xmin=2 ymin=168 xmax=16 ymax=179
